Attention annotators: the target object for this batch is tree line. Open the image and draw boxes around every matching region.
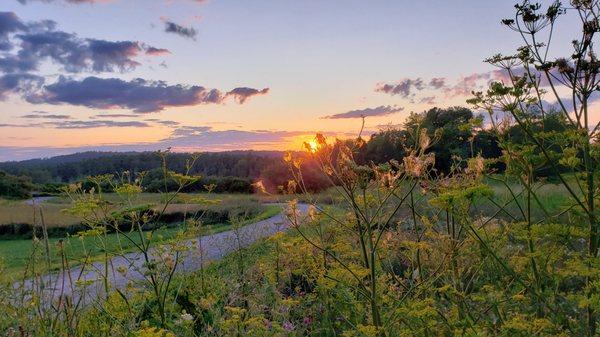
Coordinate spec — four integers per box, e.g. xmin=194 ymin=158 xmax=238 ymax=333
xmin=0 ymin=106 xmax=572 ymax=199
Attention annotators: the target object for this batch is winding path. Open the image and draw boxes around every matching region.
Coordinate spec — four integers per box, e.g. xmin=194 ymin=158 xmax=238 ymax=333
xmin=17 ymin=203 xmax=308 ymax=306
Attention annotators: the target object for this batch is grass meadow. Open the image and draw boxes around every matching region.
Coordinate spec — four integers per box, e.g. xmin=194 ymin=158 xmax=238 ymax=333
xmin=0 ymin=194 xmax=281 ymax=276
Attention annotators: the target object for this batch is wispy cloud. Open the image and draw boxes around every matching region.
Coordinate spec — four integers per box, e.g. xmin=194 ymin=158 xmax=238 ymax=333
xmin=226 ymin=87 xmax=269 ymax=104
xmin=0 ymin=73 xmax=44 ymax=99
xmin=91 ymin=113 xmax=138 ymax=118
xmin=145 ymin=46 xmax=171 ymax=56
xmin=0 ymin=118 xmax=151 ymax=129
xmin=168 ymin=125 xmax=213 ymax=137
xmin=419 ymin=96 xmax=436 ymax=105
xmin=375 ymin=78 xmax=424 ymax=98
xmin=322 ymin=105 xmax=404 ymax=119
xmin=144 ymin=118 xmax=180 ymax=126
xmin=53 ymin=120 xmax=150 ymax=129
xmin=375 ymin=71 xmax=528 ymax=102
xmin=21 ymin=113 xmax=71 ymax=119
xmin=429 ymin=77 xmax=446 ymax=89
xmin=164 ymin=21 xmax=197 ymax=40
xmin=443 ymin=73 xmax=491 ymax=97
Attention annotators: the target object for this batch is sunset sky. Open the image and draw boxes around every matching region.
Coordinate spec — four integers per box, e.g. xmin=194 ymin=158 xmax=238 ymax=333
xmin=0 ymin=0 xmax=584 ymax=161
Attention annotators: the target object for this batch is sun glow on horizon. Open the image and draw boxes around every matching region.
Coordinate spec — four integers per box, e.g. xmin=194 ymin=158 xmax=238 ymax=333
xmin=307 ymin=139 xmax=319 ymax=153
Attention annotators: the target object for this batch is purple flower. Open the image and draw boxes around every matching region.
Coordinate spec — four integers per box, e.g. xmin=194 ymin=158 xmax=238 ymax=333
xmin=282 ymin=321 xmax=295 ymax=331
xmin=303 ymin=316 xmax=313 ymax=326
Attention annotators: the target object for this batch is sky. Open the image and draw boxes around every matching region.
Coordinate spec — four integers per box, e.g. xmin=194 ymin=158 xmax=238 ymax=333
xmin=0 ymin=0 xmax=585 ymax=161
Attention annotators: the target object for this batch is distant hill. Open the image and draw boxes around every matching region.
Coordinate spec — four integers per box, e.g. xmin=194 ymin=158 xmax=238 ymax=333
xmin=0 ymin=150 xmax=287 ymax=184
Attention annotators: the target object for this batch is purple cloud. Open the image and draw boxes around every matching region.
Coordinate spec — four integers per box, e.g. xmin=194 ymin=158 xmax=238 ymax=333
xmin=429 ymin=77 xmax=446 ymax=89
xmin=322 ymin=105 xmax=404 ymax=119
xmin=444 ymin=73 xmax=491 ymax=97
xmin=87 ymin=39 xmax=142 ymax=72
xmin=226 ymin=87 xmax=269 ymax=104
xmin=144 ymin=118 xmax=180 ymax=126
xmin=159 ymin=128 xmax=307 ymax=150
xmin=92 ymin=113 xmax=137 ymax=118
xmin=419 ymin=96 xmax=436 ymax=104
xmin=0 ymin=12 xmax=26 ymax=50
xmin=164 ymin=21 xmax=197 ymax=40
xmin=0 ymin=12 xmax=167 ymax=74
xmin=0 ymin=73 xmax=44 ymax=99
xmin=145 ymin=46 xmax=171 ymax=56
xmin=375 ymin=78 xmax=424 ymax=98
xmin=21 ymin=113 xmax=71 ymax=119
xmin=15 ymin=32 xmax=150 ymax=73
xmin=0 ymin=116 xmax=152 ymax=129
xmin=169 ymin=125 xmax=213 ymax=138
xmin=0 ymin=54 xmax=38 ymax=73
xmin=24 ymin=76 xmax=268 ymax=112
xmin=53 ymin=120 xmax=150 ymax=129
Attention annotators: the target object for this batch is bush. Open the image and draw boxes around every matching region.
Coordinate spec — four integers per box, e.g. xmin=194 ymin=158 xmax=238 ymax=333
xmin=0 ymin=171 xmax=33 ymax=199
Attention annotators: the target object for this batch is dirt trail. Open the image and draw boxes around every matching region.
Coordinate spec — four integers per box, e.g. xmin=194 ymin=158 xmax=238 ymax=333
xmin=16 ymin=203 xmax=308 ymax=306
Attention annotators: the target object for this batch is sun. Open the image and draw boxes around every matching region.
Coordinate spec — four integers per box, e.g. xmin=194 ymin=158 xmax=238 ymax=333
xmin=307 ymin=139 xmax=319 ymax=153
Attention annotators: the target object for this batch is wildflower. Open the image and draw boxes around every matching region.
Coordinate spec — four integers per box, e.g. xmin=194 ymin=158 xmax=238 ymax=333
xmin=403 ymin=152 xmax=434 ymax=178
xmin=180 ymin=311 xmax=194 ymax=322
xmin=308 ymin=205 xmax=318 ymax=221
xmin=285 ymin=199 xmax=300 ymax=223
xmin=135 ymin=327 xmax=175 ymax=337
xmin=555 ymin=58 xmax=574 ymax=75
xmin=377 ymin=170 xmax=398 ymax=189
xmin=466 ymin=155 xmax=485 ymax=177
xmin=282 ymin=321 xmax=295 ymax=331
xmin=418 ymin=128 xmax=431 ymax=150
xmin=252 ymin=180 xmax=268 ymax=194
xmin=204 ymin=183 xmax=217 ymax=193
xmin=419 ymin=181 xmax=429 ymax=194
xmin=162 ymin=253 xmax=174 ymax=269
xmin=67 ymin=183 xmax=80 ymax=193
xmin=293 ymin=158 xmax=303 ymax=169
xmin=287 ymin=180 xmax=297 ymax=194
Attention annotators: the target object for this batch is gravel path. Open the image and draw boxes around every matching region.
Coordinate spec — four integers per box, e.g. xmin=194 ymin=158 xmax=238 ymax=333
xmin=23 ymin=196 xmax=54 ymax=206
xmin=17 ymin=203 xmax=308 ymax=307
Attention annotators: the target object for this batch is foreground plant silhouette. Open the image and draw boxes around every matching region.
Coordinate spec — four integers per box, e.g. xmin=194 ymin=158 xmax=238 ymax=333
xmin=285 ymin=129 xmax=436 ymax=331
xmin=470 ymin=1 xmax=600 ymax=334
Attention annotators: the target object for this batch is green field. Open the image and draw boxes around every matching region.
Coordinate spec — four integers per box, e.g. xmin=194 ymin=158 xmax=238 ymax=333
xmin=0 ymin=193 xmax=270 ymax=228
xmin=0 ymin=195 xmax=281 ymax=276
